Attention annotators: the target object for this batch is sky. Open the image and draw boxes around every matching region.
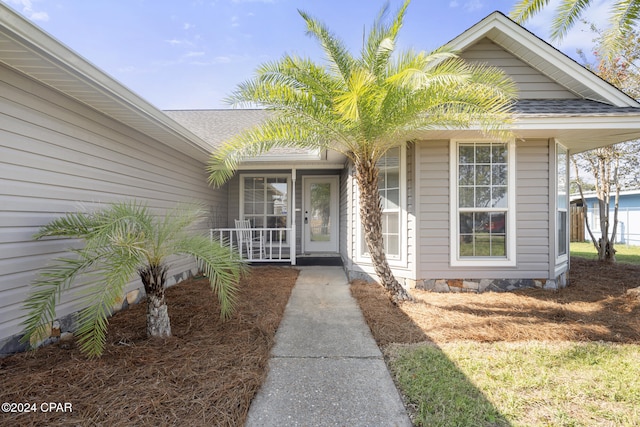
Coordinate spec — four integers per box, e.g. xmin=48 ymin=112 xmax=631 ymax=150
xmin=2 ymin=0 xmax=613 ymax=110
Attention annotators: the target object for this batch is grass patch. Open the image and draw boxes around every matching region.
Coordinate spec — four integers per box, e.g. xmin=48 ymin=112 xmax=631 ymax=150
xmin=571 ymin=241 xmax=640 ymax=265
xmin=386 ymin=342 xmax=640 ymax=427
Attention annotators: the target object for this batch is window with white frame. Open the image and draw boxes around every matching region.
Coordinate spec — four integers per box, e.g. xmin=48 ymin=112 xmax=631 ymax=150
xmin=557 ymin=144 xmax=568 ymax=258
xmin=451 ymin=141 xmax=515 ymax=266
xmin=241 ymin=175 xmax=289 ymax=233
xmin=360 ymin=146 xmax=403 ymax=260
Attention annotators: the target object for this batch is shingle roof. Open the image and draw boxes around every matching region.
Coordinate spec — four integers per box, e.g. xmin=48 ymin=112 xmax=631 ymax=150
xmin=163 ymin=109 xmax=271 ymax=148
xmin=163 ymin=109 xmax=316 ymax=157
xmin=513 ymin=99 xmax=640 ymax=117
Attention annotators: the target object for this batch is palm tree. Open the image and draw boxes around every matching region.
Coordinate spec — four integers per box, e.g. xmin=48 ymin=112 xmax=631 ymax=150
xmin=511 ymin=0 xmax=640 ymax=54
xmin=208 ymin=0 xmax=516 ymax=302
xmin=22 ymin=201 xmax=246 ymax=357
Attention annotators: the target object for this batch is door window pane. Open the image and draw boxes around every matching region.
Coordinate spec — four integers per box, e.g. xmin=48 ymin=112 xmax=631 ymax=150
xmin=557 ymin=144 xmax=568 ymax=257
xmin=310 ymin=183 xmax=331 ymax=242
xmin=243 ymin=176 xmax=289 ymax=242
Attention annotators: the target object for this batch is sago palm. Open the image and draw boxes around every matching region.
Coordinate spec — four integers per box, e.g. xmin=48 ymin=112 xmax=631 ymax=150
xmin=22 ymin=201 xmax=246 ymax=357
xmin=208 ymin=0 xmax=516 ymax=302
xmin=511 ymin=0 xmax=640 ymax=54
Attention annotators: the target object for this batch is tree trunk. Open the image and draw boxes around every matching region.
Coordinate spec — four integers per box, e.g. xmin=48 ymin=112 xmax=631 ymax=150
xmin=354 ymin=159 xmax=412 ymax=303
xmin=139 ymin=263 xmax=171 ymax=338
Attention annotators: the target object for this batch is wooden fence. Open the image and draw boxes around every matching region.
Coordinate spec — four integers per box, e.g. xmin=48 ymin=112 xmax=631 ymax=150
xmin=570 ymin=205 xmax=585 ymax=242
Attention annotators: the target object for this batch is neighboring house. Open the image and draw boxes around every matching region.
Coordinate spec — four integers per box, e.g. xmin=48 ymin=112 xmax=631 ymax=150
xmin=572 ymin=190 xmax=640 ymax=246
xmin=3 ymin=6 xmax=640 ymax=354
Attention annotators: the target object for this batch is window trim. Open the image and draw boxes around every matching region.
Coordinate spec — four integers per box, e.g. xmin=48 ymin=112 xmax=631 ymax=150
xmin=555 ymin=143 xmax=569 ymax=263
xmin=356 ymin=145 xmax=407 ymax=267
xmin=239 ymin=173 xmax=292 ymax=245
xmin=450 ymin=139 xmax=517 ymax=267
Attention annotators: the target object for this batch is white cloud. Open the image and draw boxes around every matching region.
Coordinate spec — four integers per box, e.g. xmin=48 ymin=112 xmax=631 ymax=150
xmin=165 ymin=38 xmax=195 ymax=47
xmin=183 ymin=22 xmax=194 ymax=30
xmin=184 ymin=51 xmax=205 ymax=57
xmin=6 ymin=0 xmax=49 ymax=21
xmin=117 ymin=65 xmax=143 ymax=74
xmin=463 ymin=0 xmax=482 ymax=12
xmin=231 ymin=16 xmax=240 ymax=27
xmin=29 ymin=10 xmax=48 ymax=21
xmin=448 ymin=1 xmax=483 ymax=13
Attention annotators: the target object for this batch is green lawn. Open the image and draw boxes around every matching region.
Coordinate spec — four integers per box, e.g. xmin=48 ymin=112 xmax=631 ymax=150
xmin=387 ymin=342 xmax=640 ymax=427
xmin=570 ymin=241 xmax=640 ymax=265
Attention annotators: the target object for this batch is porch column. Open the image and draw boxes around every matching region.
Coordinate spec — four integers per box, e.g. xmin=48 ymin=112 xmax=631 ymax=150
xmin=291 ymin=168 xmax=297 ymax=266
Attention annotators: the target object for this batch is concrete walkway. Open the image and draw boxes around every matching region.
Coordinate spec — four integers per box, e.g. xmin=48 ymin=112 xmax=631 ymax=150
xmin=245 ymin=266 xmax=412 ymax=427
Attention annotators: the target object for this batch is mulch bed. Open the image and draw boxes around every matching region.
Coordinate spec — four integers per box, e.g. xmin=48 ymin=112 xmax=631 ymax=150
xmin=0 ymin=266 xmax=299 ymax=427
xmin=3 ymin=257 xmax=639 ymax=426
xmin=352 ymin=257 xmax=640 ymax=346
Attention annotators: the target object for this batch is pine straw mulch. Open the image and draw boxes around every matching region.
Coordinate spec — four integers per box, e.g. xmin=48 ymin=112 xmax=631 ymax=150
xmin=352 ymin=257 xmax=640 ymax=347
xmin=0 ymin=266 xmax=299 ymax=427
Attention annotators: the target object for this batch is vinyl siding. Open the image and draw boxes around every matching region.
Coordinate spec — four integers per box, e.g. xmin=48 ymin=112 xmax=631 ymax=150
xmin=405 ymin=144 xmax=416 ymax=277
xmin=0 ymin=64 xmax=226 ymax=346
xmin=339 ymin=164 xmax=351 ymax=268
xmin=416 ymin=139 xmax=552 ymax=280
xmin=415 ymin=140 xmax=451 ymax=273
xmin=460 ymin=38 xmax=578 ymax=99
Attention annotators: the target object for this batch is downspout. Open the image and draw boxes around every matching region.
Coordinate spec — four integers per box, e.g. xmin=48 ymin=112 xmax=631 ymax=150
xmin=291 ymin=168 xmax=297 ymax=266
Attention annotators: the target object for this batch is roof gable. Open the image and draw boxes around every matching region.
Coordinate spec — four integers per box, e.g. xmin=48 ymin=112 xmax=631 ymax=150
xmin=448 ymin=12 xmax=640 ymax=108
xmin=460 ymin=37 xmax=578 ymax=99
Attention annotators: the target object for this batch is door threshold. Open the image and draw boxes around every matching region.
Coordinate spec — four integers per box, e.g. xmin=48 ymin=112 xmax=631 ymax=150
xmin=296 ymin=254 xmax=343 ymax=266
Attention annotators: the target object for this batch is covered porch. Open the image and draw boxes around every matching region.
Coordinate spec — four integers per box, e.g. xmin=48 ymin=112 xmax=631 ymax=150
xmin=211 ymin=164 xmax=346 ymax=265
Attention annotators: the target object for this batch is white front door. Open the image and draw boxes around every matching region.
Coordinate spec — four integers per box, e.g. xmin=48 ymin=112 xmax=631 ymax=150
xmin=303 ymin=176 xmax=339 ymax=253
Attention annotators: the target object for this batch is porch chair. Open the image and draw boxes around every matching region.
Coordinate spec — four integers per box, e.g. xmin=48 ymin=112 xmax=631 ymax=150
xmin=234 ymin=219 xmax=265 ymax=260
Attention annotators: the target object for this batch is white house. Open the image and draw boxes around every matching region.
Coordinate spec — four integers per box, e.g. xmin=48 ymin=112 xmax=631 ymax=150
xmin=3 ymin=6 xmax=640 ymax=354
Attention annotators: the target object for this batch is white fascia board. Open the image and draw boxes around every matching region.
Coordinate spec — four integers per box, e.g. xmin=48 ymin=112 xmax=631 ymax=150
xmin=514 ymin=115 xmax=640 ymax=129
xmin=244 ymin=148 xmax=323 ymax=162
xmin=237 ymin=162 xmax=345 ymax=170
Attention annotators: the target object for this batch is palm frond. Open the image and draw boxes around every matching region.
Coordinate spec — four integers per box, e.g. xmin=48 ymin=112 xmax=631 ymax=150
xmin=602 ymin=0 xmax=640 ymax=55
xmin=154 ymin=202 xmax=206 ymax=262
xmin=298 ymin=9 xmax=355 ymax=84
xmin=73 ymin=248 xmax=142 ymax=357
xmin=385 ymin=49 xmax=458 ymax=90
xmin=551 ymin=0 xmax=592 ymax=40
xmin=227 ymin=54 xmax=341 ymax=110
xmin=362 ymin=0 xmax=410 ymax=78
xmin=207 ymin=115 xmax=330 ymax=187
xmin=510 ymin=0 xmax=553 ymax=23
xmin=21 ymin=249 xmax=103 ymax=347
xmin=33 ymin=211 xmax=94 ymax=240
xmin=173 ymin=234 xmax=247 ymax=320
